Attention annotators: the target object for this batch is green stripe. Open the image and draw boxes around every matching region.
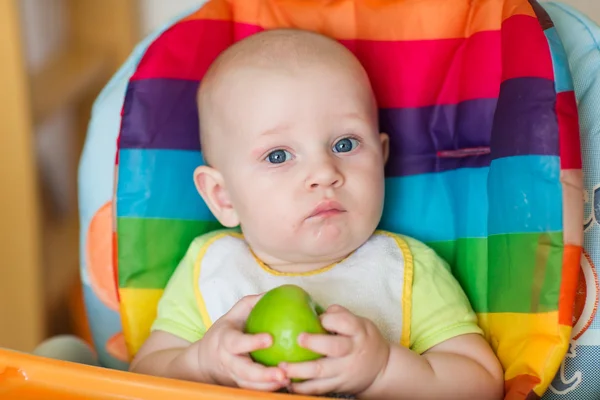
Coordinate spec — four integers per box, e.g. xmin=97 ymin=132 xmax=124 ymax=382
xmin=117 ymin=217 xmax=564 ymax=314
xmin=117 ymin=217 xmax=222 ymax=288
xmin=427 ymin=238 xmax=488 ymax=313
xmin=427 ymin=232 xmax=563 ymax=314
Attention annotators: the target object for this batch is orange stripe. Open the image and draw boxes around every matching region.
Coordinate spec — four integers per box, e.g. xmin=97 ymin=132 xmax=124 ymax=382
xmin=184 ymin=0 xmax=536 ymax=41
xmin=505 ymin=374 xmax=541 ymax=400
xmin=558 ymin=244 xmax=582 ymax=325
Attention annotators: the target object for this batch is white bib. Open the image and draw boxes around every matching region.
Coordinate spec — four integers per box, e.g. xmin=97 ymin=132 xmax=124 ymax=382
xmin=193 ymin=231 xmax=413 ymax=346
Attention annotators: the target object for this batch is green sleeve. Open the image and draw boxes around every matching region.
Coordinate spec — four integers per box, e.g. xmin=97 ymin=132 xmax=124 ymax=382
xmin=150 ymin=236 xmax=209 ymax=343
xmin=403 ymin=236 xmax=483 ymax=354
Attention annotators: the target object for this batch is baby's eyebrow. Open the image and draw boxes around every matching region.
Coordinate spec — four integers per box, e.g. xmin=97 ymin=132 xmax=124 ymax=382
xmin=259 ymin=123 xmax=291 ymax=137
xmin=336 ymin=111 xmax=367 ymax=122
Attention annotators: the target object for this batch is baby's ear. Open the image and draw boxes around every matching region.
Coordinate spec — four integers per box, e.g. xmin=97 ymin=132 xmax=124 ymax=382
xmin=194 ymin=166 xmax=240 ymax=227
xmin=380 ymin=132 xmax=390 ymax=165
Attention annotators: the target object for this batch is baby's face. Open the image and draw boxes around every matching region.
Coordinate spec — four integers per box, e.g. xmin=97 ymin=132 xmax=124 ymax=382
xmin=209 ymin=63 xmax=388 ymax=267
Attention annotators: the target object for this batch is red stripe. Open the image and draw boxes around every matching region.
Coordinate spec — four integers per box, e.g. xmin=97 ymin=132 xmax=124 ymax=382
xmin=556 ymin=91 xmax=582 ymax=169
xmin=341 ymin=32 xmax=501 ymax=108
xmin=131 ymin=19 xmax=502 ymax=108
xmin=131 ymin=16 xmax=555 ymax=108
xmin=501 ymin=15 xmax=554 ymax=82
xmin=131 ymin=20 xmax=261 ymax=82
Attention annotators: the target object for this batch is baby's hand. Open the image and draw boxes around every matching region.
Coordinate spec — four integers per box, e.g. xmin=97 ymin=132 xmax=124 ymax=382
xmin=197 ymin=294 xmax=289 ymax=391
xmin=281 ymin=305 xmax=390 ymax=396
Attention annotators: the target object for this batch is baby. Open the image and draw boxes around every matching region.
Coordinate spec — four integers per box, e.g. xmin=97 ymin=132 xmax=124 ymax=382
xmin=130 ymin=29 xmax=504 ymax=399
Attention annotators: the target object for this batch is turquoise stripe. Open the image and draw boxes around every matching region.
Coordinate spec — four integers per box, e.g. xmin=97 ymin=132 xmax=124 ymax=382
xmin=117 ymin=150 xmax=563 ymax=241
xmin=116 ymin=149 xmax=215 ymax=221
xmin=488 ymin=155 xmax=562 ymax=236
xmin=381 ymin=156 xmax=559 ymax=241
xmin=380 ymin=168 xmax=488 ymax=242
xmin=544 ymin=27 xmax=574 ymax=93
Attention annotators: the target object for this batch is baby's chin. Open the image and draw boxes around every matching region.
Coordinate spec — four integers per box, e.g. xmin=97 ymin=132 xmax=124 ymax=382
xmin=299 ymin=223 xmax=363 ymax=256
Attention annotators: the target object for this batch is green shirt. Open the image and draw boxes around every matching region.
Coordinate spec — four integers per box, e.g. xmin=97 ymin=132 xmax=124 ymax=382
xmin=152 ymin=231 xmax=482 ymax=354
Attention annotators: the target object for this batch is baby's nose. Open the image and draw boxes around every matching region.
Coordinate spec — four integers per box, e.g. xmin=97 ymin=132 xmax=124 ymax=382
xmin=306 ymin=160 xmax=344 ymax=189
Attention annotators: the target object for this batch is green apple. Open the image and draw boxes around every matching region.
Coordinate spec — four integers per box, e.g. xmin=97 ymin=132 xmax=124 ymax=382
xmin=245 ymin=284 xmax=327 ymax=366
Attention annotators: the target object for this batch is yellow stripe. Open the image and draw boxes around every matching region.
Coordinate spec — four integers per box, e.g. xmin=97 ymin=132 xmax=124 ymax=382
xmin=193 ymin=233 xmax=233 ymax=329
xmin=477 ymin=311 xmax=571 ymax=395
xmin=119 ymin=288 xmax=165 ymax=358
xmin=376 ymin=231 xmax=413 ymax=348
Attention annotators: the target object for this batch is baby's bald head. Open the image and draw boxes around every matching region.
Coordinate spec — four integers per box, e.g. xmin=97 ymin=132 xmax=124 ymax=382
xmin=196 ymin=29 xmax=376 ymax=167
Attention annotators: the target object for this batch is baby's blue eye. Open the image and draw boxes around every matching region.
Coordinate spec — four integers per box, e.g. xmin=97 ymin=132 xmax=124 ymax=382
xmin=333 ymin=137 xmax=359 ymax=153
xmin=266 ymin=149 xmax=292 ymax=164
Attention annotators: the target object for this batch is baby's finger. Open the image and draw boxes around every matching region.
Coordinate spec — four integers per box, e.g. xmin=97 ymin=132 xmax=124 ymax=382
xmin=320 ymin=307 xmax=361 ymax=336
xmin=224 ymin=330 xmax=272 ymax=355
xmin=297 ymin=333 xmax=352 ymax=358
xmin=225 ymin=294 xmax=264 ymax=322
xmin=236 ymin=380 xmax=288 ymax=392
xmin=289 ymin=377 xmax=339 ymax=396
xmin=231 ymin=356 xmax=287 ymax=383
xmin=280 ymin=357 xmax=339 ymax=381
xmin=325 ymin=304 xmax=350 ymax=314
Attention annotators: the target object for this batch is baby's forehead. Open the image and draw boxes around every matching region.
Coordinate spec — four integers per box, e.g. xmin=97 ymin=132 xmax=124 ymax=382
xmin=199 ymin=30 xmax=375 ymax=161
xmin=207 ymin=29 xmax=363 ymax=83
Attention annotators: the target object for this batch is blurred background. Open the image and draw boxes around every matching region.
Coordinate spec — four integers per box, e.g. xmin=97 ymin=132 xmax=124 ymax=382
xmin=0 ymin=0 xmax=598 ymax=354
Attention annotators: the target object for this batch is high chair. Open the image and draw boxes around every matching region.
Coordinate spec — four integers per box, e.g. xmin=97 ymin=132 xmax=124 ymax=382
xmin=1 ymin=1 xmax=600 ymax=399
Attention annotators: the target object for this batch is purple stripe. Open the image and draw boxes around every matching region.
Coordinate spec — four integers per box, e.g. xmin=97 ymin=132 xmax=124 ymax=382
xmin=491 ymin=77 xmax=559 ymax=159
xmin=121 ymin=79 xmax=201 ymax=150
xmin=381 ymin=99 xmax=496 ymax=177
xmin=119 ymin=77 xmax=559 ymax=177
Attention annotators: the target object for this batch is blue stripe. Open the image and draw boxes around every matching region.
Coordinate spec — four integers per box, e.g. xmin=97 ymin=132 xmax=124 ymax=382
xmin=488 ymin=155 xmax=562 ymax=236
xmin=380 ymin=155 xmax=562 ymax=242
xmin=544 ymin=27 xmax=574 ymax=93
xmin=116 ymin=149 xmax=215 ymax=221
xmin=116 ymin=150 xmax=562 ymax=242
xmin=380 ymin=168 xmax=489 ymax=242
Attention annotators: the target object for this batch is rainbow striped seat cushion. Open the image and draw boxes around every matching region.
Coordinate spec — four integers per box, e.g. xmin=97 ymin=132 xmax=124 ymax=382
xmin=114 ymin=1 xmax=583 ymax=398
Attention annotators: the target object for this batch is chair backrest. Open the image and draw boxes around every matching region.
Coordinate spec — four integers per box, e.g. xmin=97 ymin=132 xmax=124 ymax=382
xmin=542 ymin=2 xmax=600 ymax=399
xmin=110 ymin=1 xmax=583 ymax=398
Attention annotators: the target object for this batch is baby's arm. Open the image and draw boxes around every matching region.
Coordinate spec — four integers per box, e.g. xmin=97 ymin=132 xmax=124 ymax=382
xmin=129 ymin=236 xmax=287 ymax=390
xmin=130 ymin=295 xmax=289 ymax=391
xmin=128 ymin=236 xmax=211 ymax=382
xmin=362 ymin=333 xmax=503 ymax=399
xmin=130 ymin=330 xmax=207 ymax=382
xmin=367 ymin=236 xmax=503 ymax=398
xmin=282 ymin=306 xmax=502 ymax=399
xmin=284 ymin=236 xmax=504 ymax=398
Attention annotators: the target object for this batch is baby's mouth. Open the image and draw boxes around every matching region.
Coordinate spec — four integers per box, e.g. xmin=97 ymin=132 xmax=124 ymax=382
xmin=307 ymin=200 xmax=346 ymax=220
